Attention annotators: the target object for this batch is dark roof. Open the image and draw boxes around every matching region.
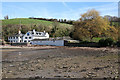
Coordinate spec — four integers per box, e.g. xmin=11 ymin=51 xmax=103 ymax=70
xmin=31 ymin=37 xmax=66 ymax=41
xmin=28 ymin=31 xmax=47 ymax=37
xmin=9 ymin=33 xmax=24 ymax=37
xmin=31 ymin=39 xmax=49 ymax=41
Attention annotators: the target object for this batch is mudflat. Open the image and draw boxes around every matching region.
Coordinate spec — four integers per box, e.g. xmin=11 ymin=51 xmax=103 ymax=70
xmin=2 ymin=46 xmax=119 ymax=78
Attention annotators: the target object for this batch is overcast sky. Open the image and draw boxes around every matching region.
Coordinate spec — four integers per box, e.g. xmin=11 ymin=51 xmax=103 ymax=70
xmin=1 ymin=2 xmax=118 ymax=20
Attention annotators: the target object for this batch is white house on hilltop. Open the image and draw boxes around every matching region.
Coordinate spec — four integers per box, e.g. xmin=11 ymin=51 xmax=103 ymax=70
xmin=8 ymin=29 xmax=49 ymax=43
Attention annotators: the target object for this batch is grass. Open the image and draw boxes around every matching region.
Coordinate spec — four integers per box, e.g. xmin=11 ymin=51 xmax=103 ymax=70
xmin=92 ymin=37 xmax=102 ymax=42
xmin=2 ymin=18 xmax=72 ymax=28
xmin=2 ymin=18 xmax=53 ymax=25
xmin=111 ymin=22 xmax=120 ymax=26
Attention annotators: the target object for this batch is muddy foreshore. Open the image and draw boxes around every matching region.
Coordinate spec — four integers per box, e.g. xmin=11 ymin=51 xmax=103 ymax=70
xmin=2 ymin=46 xmax=119 ymax=79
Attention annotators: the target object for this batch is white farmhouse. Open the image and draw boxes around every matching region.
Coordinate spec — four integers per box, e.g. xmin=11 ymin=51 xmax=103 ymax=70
xmin=8 ymin=29 xmax=49 ymax=43
xmin=8 ymin=30 xmax=24 ymax=43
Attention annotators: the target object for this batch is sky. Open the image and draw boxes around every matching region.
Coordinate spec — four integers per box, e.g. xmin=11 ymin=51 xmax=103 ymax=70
xmin=1 ymin=2 xmax=118 ymax=20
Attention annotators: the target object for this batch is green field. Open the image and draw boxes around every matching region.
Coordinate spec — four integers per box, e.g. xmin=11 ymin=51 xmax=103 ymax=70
xmin=111 ymin=22 xmax=120 ymax=27
xmin=2 ymin=18 xmax=72 ymax=28
xmin=92 ymin=37 xmax=102 ymax=42
xmin=2 ymin=18 xmax=74 ymax=40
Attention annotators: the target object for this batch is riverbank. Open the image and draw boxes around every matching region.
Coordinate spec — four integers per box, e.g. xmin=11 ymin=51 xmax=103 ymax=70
xmin=2 ymin=46 xmax=119 ymax=78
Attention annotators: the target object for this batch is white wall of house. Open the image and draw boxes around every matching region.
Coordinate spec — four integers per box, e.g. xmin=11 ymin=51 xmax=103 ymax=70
xmin=8 ymin=36 xmax=23 ymax=43
xmin=22 ymin=31 xmax=49 ymax=43
xmin=8 ymin=29 xmax=49 ymax=43
xmin=8 ymin=36 xmax=18 ymax=43
xmin=31 ymin=40 xmax=64 ymax=46
xmin=23 ymin=32 xmax=33 ymax=43
xmin=18 ymin=36 xmax=22 ymax=42
xmin=32 ymin=36 xmax=49 ymax=40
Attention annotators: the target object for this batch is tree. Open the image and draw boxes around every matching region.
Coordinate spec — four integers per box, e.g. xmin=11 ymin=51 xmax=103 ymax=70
xmin=50 ymin=22 xmax=59 ymax=37
xmin=72 ymin=9 xmax=118 ymax=41
xmin=64 ymin=19 xmax=67 ymax=23
xmin=4 ymin=15 xmax=9 ymax=19
xmin=2 ymin=24 xmax=19 ymax=41
xmin=21 ymin=25 xmax=31 ymax=34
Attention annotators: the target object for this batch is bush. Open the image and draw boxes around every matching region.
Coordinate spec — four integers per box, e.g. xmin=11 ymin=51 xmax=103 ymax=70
xmin=80 ymin=41 xmax=89 ymax=44
xmin=116 ymin=41 xmax=120 ymax=47
xmin=105 ymin=38 xmax=114 ymax=46
xmin=98 ymin=38 xmax=114 ymax=47
xmin=98 ymin=39 xmax=106 ymax=47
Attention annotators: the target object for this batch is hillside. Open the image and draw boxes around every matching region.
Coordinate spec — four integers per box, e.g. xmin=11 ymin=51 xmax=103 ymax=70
xmin=2 ymin=18 xmax=72 ymax=28
xmin=111 ymin=22 xmax=120 ymax=27
xmin=2 ymin=18 xmax=73 ymax=40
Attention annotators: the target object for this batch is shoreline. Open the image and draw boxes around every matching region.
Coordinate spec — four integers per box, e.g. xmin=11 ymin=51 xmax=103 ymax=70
xmin=2 ymin=45 xmax=119 ymax=78
xmin=0 ymin=45 xmax=118 ymax=52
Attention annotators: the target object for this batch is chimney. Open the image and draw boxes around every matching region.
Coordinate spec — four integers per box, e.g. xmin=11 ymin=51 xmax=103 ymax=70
xmin=33 ymin=29 xmax=36 ymax=34
xmin=33 ymin=29 xmax=35 ymax=32
xmin=18 ymin=30 xmax=21 ymax=34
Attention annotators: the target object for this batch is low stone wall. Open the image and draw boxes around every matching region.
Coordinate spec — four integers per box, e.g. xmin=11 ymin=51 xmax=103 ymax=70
xmin=11 ymin=43 xmax=28 ymax=46
xmin=64 ymin=41 xmax=99 ymax=47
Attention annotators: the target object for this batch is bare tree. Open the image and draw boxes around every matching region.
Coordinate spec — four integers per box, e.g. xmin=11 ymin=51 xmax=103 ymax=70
xmin=4 ymin=15 xmax=9 ymax=19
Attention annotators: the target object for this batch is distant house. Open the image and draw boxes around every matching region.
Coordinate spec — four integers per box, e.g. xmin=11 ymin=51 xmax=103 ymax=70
xmin=31 ymin=37 xmax=72 ymax=46
xmin=8 ymin=29 xmax=73 ymax=46
xmin=8 ymin=29 xmax=49 ymax=43
xmin=31 ymin=39 xmax=65 ymax=46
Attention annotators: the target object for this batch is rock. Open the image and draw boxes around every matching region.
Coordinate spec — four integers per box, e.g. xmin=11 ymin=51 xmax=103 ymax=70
xmin=86 ymin=72 xmax=97 ymax=78
xmin=80 ymin=69 xmax=87 ymax=72
xmin=62 ymin=66 xmax=68 ymax=69
xmin=19 ymin=53 xmax=21 ymax=56
xmin=54 ymin=75 xmax=62 ymax=77
xmin=35 ymin=76 xmax=42 ymax=79
xmin=93 ymin=67 xmax=103 ymax=71
xmin=30 ymin=68 xmax=35 ymax=71
xmin=9 ymin=64 xmax=14 ymax=67
xmin=12 ymin=72 xmax=17 ymax=75
xmin=7 ymin=70 xmax=12 ymax=73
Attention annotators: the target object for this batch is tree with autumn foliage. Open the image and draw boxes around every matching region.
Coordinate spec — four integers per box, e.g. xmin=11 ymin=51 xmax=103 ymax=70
xmin=72 ymin=9 xmax=118 ymax=41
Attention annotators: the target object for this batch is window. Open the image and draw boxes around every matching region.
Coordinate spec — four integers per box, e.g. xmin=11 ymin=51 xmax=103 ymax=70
xmin=27 ymin=33 xmax=30 ymax=36
xmin=39 ymin=33 xmax=41 ymax=35
xmin=25 ymin=37 xmax=27 ymax=39
xmin=24 ymin=40 xmax=27 ymax=42
xmin=28 ymin=40 xmax=30 ymax=42
xmin=29 ymin=37 xmax=31 ymax=39
xmin=16 ymin=37 xmax=18 ymax=39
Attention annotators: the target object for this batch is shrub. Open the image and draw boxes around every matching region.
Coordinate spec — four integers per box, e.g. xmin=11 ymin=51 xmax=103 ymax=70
xmin=98 ymin=39 xmax=106 ymax=47
xmin=105 ymin=38 xmax=114 ymax=46
xmin=81 ymin=41 xmax=89 ymax=44
xmin=116 ymin=41 xmax=120 ymax=47
xmin=99 ymin=38 xmax=114 ymax=47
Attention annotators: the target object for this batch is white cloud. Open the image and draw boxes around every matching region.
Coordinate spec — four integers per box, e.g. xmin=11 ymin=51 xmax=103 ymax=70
xmin=62 ymin=2 xmax=73 ymax=11
xmin=1 ymin=2 xmax=118 ymax=20
xmin=60 ymin=2 xmax=118 ymax=20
